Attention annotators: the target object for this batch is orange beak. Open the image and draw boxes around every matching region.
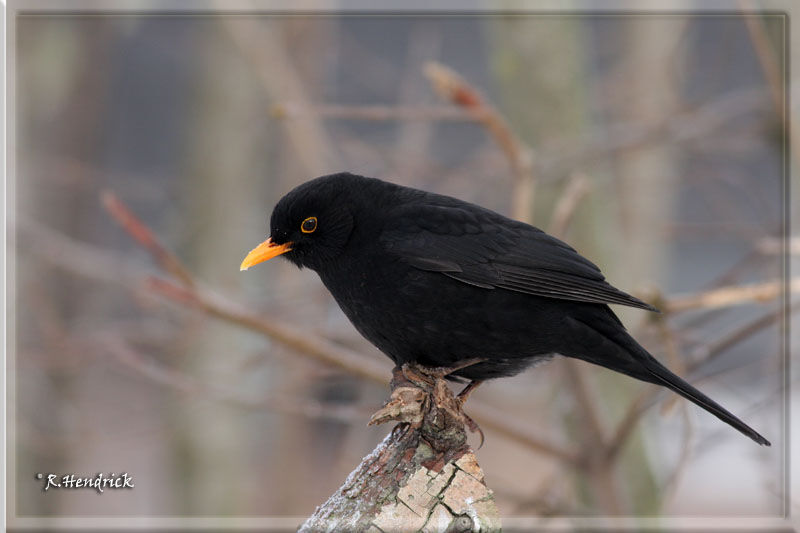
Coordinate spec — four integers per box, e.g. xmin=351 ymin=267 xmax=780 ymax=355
xmin=240 ymin=237 xmax=293 ymax=271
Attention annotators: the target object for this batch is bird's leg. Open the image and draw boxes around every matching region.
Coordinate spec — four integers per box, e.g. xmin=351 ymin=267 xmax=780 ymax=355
xmin=454 ymin=380 xmax=485 ymax=448
xmin=402 ymin=357 xmax=487 ymax=384
xmin=457 ymin=379 xmax=484 ymax=405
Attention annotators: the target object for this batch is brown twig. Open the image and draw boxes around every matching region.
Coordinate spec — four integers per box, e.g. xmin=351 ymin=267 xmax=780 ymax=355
xmin=757 ymin=236 xmax=799 ymax=256
xmin=101 ymin=191 xmax=195 ymax=288
xmin=664 ymin=278 xmax=798 ymax=314
xmin=145 ymin=276 xmax=393 ymax=385
xmin=739 ymin=6 xmax=784 ymax=117
xmin=272 ymin=103 xmax=483 ymax=122
xmin=100 ymin=334 xmax=367 ymax=424
xmin=547 ymin=172 xmax=592 ymax=238
xmin=424 ymin=61 xmax=536 ymax=223
xmin=689 ymin=301 xmax=794 ymax=365
xmin=220 ymin=16 xmax=339 ymax=176
xmin=274 ymin=85 xmax=769 ymax=190
xmin=15 ymin=216 xmax=147 ymax=285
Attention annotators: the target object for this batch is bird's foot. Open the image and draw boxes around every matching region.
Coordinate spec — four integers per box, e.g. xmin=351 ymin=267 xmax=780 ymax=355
xmin=369 ymin=362 xmax=486 ymax=450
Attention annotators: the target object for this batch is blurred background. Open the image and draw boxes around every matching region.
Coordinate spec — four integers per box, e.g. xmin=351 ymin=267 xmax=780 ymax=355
xmin=11 ymin=8 xmax=789 ymax=527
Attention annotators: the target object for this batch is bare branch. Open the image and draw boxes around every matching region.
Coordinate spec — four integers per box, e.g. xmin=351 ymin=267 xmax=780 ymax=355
xmin=547 ymin=172 xmax=593 ymax=238
xmin=272 ymin=103 xmax=482 ymax=122
xmin=690 ymin=302 xmax=795 ymax=365
xmin=100 ymin=334 xmax=367 ymax=424
xmin=665 ymin=278 xmax=798 ymax=314
xmin=757 ymin=236 xmax=799 ymax=255
xmin=739 ymin=5 xmax=784 ymax=116
xmin=424 ymin=61 xmax=536 ymax=223
xmin=145 ymin=276 xmax=393 ymax=385
xmin=101 ymin=191 xmax=195 ymax=288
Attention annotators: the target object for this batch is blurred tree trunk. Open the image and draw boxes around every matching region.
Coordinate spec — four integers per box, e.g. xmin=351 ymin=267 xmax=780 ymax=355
xmin=487 ymin=14 xmax=630 ymax=514
xmin=487 ymin=14 xmax=687 ymax=514
xmin=602 ymin=16 xmax=687 ymax=513
xmin=176 ymin=17 xmax=351 ymax=515
xmin=172 ymin=23 xmax=274 ymax=514
xmin=610 ymin=17 xmax=685 ymax=296
xmin=15 ymin=18 xmax=114 ymax=516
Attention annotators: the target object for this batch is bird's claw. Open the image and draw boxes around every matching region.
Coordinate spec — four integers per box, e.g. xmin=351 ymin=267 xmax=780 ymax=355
xmin=385 ymin=363 xmax=488 ymax=448
xmin=463 ymin=412 xmax=485 ymax=449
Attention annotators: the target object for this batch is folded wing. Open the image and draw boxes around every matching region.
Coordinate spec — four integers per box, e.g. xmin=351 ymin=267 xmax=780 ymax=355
xmin=381 ymin=202 xmax=657 ymax=312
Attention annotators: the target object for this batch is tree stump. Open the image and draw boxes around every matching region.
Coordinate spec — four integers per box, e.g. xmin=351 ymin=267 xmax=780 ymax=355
xmin=298 ymin=364 xmax=501 ymax=532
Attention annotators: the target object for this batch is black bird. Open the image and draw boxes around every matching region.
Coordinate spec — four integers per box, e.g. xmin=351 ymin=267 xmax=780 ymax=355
xmin=241 ymin=172 xmax=770 ymax=446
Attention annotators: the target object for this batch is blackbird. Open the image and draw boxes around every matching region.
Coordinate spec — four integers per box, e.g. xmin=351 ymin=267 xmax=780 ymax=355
xmin=241 ymin=172 xmax=770 ymax=446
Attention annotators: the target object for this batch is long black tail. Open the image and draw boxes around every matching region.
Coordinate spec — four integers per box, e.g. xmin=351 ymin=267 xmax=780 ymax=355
xmin=638 ymin=355 xmax=770 ymax=446
xmin=568 ymin=311 xmax=770 ymax=446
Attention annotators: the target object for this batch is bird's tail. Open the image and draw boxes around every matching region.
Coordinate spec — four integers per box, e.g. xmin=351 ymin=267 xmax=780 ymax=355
xmin=568 ymin=312 xmax=770 ymax=446
xmin=636 ymin=354 xmax=770 ymax=446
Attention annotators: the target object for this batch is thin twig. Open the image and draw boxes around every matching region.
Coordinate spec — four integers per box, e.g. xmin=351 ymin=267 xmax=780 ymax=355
xmin=100 ymin=334 xmax=368 ymax=424
xmin=664 ymin=278 xmax=798 ymax=314
xmin=101 ymin=191 xmax=195 ymax=288
xmin=689 ymin=301 xmax=794 ymax=365
xmin=146 ymin=276 xmax=394 ymax=385
xmin=739 ymin=6 xmax=784 ymax=116
xmin=274 ymin=86 xmax=769 ymax=188
xmin=220 ymin=16 xmax=339 ymax=175
xmin=424 ymin=61 xmax=536 ymax=223
xmin=272 ymin=103 xmax=483 ymax=122
xmin=15 ymin=216 xmax=147 ymax=285
xmin=547 ymin=172 xmax=592 ymax=238
xmin=653 ymin=317 xmax=690 ymax=418
xmin=757 ymin=236 xmax=799 ymax=255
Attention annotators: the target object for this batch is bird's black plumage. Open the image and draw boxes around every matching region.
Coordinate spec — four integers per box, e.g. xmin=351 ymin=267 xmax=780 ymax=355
xmin=243 ymin=172 xmax=770 ymax=446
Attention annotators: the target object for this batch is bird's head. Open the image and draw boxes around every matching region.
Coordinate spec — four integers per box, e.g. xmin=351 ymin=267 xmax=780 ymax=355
xmin=240 ymin=173 xmax=378 ymax=272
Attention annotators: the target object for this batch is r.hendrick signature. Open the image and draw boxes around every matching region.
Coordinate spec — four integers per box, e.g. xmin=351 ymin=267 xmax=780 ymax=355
xmin=36 ymin=472 xmax=134 ymax=494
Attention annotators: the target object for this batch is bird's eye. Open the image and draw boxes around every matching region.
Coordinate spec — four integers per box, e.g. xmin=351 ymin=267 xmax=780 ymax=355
xmin=301 ymin=216 xmax=318 ymax=234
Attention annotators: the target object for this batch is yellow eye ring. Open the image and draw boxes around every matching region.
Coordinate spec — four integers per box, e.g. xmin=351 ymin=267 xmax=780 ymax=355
xmin=301 ymin=216 xmax=317 ymax=233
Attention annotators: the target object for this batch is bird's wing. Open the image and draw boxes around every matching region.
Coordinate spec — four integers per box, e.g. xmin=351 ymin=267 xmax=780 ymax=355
xmin=381 ymin=202 xmax=658 ymax=311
